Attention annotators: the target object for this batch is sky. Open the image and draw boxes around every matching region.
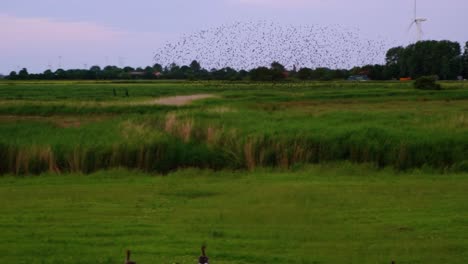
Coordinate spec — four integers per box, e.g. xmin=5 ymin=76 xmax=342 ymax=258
xmin=1 ymin=0 xmax=467 ymax=74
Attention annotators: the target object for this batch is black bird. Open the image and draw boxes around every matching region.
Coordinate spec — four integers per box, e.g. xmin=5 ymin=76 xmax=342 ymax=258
xmin=153 ymin=20 xmax=391 ymax=72
xmin=198 ymin=245 xmax=209 ymax=264
xmin=125 ymin=250 xmax=136 ymax=264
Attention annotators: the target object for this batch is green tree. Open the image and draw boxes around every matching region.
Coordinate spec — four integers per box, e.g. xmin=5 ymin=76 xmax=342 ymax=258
xmin=144 ymin=66 xmax=154 ymax=79
xmin=249 ymin=67 xmax=273 ymax=81
xmin=90 ymin=65 xmax=101 ymax=72
xmin=385 ymin=46 xmax=404 ymax=78
xmin=312 ymin=68 xmax=332 ymax=80
xmin=102 ymin=66 xmax=121 ymax=79
xmin=153 ymin=63 xmax=163 ymax=73
xmin=270 ymin=61 xmax=285 ymax=72
xmin=8 ymin=71 xmax=18 ymax=80
xmin=385 ymin=41 xmax=462 ymax=80
xmin=297 ymin=68 xmax=313 ymax=80
xmin=18 ymin=68 xmax=29 ymax=79
xmin=463 ymin=42 xmax=468 ymax=78
xmin=190 ymin=60 xmax=201 ymax=72
xmin=361 ymin=65 xmax=386 ymax=80
xmin=43 ymin=69 xmax=54 ymax=79
xmin=268 ymin=61 xmax=287 ymax=81
xmin=54 ymin=69 xmax=67 ymax=79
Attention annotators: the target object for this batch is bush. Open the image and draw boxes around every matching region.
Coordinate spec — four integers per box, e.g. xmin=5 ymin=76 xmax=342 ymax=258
xmin=453 ymin=160 xmax=468 ymax=172
xmin=414 ymin=76 xmax=442 ymax=90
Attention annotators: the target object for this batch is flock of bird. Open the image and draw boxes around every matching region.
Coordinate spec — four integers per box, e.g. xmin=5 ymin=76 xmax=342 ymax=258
xmin=153 ymin=21 xmax=392 ymax=70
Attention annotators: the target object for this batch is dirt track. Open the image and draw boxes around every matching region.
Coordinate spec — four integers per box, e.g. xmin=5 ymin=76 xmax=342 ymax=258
xmin=152 ymin=94 xmax=217 ymax=106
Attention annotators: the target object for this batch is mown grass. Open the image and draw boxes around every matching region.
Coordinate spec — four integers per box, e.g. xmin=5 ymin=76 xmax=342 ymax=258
xmin=1 ymin=164 xmax=468 ymax=263
xmin=1 ymin=81 xmax=468 ymax=263
xmin=1 ymin=80 xmax=468 ymax=174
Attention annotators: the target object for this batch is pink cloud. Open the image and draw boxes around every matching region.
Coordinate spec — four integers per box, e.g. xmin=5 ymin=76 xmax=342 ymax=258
xmin=0 ymin=14 xmax=169 ymax=72
xmin=0 ymin=14 xmax=126 ymax=51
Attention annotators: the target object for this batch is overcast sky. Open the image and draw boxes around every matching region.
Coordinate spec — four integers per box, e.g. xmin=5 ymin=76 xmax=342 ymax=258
xmin=1 ymin=0 xmax=467 ymax=74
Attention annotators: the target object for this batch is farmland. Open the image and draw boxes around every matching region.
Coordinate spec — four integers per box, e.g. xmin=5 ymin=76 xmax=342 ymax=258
xmin=1 ymin=80 xmax=468 ymax=263
xmin=1 ymin=81 xmax=468 ymax=174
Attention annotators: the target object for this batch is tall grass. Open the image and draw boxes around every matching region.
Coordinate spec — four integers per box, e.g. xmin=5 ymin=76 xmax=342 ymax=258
xmin=1 ymin=81 xmax=468 ymax=175
xmin=1 ymin=111 xmax=468 ymax=175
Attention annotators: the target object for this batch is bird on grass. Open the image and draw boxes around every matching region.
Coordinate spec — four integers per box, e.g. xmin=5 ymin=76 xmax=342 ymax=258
xmin=198 ymin=245 xmax=209 ymax=264
xmin=125 ymin=250 xmax=136 ymax=264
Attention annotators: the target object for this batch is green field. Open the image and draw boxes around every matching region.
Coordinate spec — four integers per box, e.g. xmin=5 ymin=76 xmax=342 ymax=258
xmin=1 ymin=80 xmax=468 ymax=263
xmin=2 ymin=165 xmax=468 ymax=263
xmin=1 ymin=81 xmax=468 ymax=174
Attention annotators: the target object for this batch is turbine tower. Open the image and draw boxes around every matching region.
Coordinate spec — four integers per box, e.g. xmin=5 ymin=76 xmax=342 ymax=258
xmin=408 ymin=0 xmax=427 ymax=42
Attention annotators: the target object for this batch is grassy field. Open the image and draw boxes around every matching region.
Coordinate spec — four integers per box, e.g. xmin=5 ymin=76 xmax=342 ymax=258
xmin=0 ymin=80 xmax=468 ymax=174
xmin=1 ymin=164 xmax=468 ymax=264
xmin=1 ymin=80 xmax=468 ymax=263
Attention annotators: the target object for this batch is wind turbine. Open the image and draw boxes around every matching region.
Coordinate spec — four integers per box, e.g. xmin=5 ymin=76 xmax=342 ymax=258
xmin=408 ymin=0 xmax=427 ymax=42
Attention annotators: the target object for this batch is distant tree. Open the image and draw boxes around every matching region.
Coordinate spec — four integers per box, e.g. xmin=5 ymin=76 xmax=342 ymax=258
xmin=8 ymin=71 xmax=18 ymax=80
xmin=270 ymin=62 xmax=287 ymax=81
xmin=43 ymin=69 xmax=54 ymax=79
xmin=297 ymin=68 xmax=313 ymax=80
xmin=270 ymin=61 xmax=285 ymax=72
xmin=331 ymin=69 xmax=348 ymax=80
xmin=385 ymin=41 xmax=462 ymax=80
xmin=153 ymin=63 xmax=163 ymax=73
xmin=312 ymin=67 xmax=332 ymax=80
xmin=144 ymin=66 xmax=154 ymax=79
xmin=190 ymin=60 xmax=201 ymax=72
xmin=169 ymin=63 xmax=179 ymax=72
xmin=237 ymin=70 xmax=249 ymax=80
xmin=90 ymin=65 xmax=101 ymax=72
xmin=211 ymin=67 xmax=238 ymax=80
xmin=249 ymin=67 xmax=273 ymax=81
xmin=89 ymin=65 xmax=101 ymax=79
xmin=18 ymin=68 xmax=29 ymax=79
xmin=123 ymin=66 xmax=135 ymax=72
xmin=385 ymin=46 xmax=404 ymax=79
xmin=102 ymin=66 xmax=121 ymax=79
xmin=361 ymin=64 xmax=386 ymax=80
xmin=165 ymin=63 xmax=186 ymax=79
xmin=462 ymin=42 xmax=468 ymax=78
xmin=55 ymin=69 xmax=67 ymax=79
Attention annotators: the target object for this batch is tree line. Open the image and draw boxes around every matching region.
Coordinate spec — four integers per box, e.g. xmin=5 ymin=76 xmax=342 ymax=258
xmin=6 ymin=40 xmax=468 ymax=81
xmin=386 ymin=40 xmax=468 ymax=80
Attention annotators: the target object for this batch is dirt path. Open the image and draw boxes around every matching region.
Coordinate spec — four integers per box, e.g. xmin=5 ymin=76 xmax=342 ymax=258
xmin=152 ymin=94 xmax=217 ymax=106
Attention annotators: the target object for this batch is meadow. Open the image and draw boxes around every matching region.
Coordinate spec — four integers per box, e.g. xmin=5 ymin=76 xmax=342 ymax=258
xmin=1 ymin=165 xmax=468 ymax=263
xmin=1 ymin=80 xmax=468 ymax=263
xmin=0 ymin=80 xmax=468 ymax=174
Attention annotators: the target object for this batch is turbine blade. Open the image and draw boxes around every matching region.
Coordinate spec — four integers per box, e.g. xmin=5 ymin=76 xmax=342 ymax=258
xmin=407 ymin=21 xmax=415 ymax=33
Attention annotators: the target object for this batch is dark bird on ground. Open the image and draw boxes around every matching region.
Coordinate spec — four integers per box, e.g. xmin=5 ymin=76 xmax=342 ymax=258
xmin=198 ymin=245 xmax=209 ymax=264
xmin=125 ymin=250 xmax=136 ymax=264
